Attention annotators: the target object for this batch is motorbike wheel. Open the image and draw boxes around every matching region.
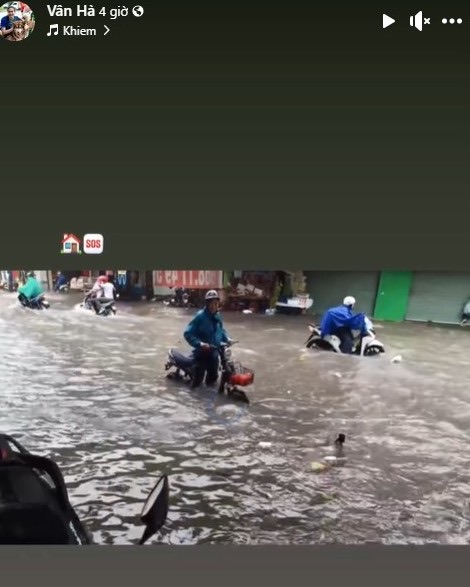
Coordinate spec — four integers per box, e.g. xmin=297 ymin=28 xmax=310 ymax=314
xmin=363 ymin=346 xmax=382 ymax=356
xmin=227 ymin=388 xmax=250 ymax=404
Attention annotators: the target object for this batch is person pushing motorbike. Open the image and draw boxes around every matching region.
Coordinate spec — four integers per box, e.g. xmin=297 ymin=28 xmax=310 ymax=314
xmin=17 ymin=271 xmax=44 ymax=305
xmin=184 ymin=290 xmax=231 ymax=388
xmin=320 ymin=296 xmax=368 ymax=354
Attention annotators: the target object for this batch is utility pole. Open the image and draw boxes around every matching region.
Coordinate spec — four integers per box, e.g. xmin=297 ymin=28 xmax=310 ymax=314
xmin=47 ymin=271 xmax=53 ymax=291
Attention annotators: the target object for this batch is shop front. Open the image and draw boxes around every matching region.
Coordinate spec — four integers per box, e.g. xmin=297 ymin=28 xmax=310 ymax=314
xmin=108 ymin=270 xmax=153 ymax=300
xmin=305 ymin=270 xmax=470 ymax=326
xmin=404 ymin=272 xmax=470 ymax=325
xmin=153 ymin=270 xmax=224 ymax=306
xmin=224 ymin=271 xmax=279 ymax=312
xmin=305 ymin=271 xmax=381 ymax=317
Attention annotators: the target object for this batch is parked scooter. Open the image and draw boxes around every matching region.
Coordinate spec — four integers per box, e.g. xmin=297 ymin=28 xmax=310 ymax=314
xmin=305 ymin=315 xmax=385 ymax=356
xmin=163 ymin=287 xmax=194 ymax=308
xmin=1 ymin=281 xmax=18 ymax=292
xmin=165 ymin=340 xmax=254 ymax=404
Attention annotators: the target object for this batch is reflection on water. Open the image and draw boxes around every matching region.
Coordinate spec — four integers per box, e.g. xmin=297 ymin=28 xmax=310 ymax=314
xmin=1 ymin=292 xmax=470 ymax=544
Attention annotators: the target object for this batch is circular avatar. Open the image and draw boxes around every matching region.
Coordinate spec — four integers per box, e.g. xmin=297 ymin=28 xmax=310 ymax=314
xmin=0 ymin=2 xmax=35 ymax=42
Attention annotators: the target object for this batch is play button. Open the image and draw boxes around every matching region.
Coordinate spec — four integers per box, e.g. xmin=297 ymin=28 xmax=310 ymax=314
xmin=383 ymin=14 xmax=395 ymax=28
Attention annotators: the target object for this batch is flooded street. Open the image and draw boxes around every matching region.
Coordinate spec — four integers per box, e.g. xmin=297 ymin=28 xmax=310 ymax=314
xmin=1 ymin=291 xmax=470 ymax=545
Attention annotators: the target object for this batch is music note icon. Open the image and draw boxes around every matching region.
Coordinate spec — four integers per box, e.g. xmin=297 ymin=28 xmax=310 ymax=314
xmin=47 ymin=24 xmax=59 ymax=36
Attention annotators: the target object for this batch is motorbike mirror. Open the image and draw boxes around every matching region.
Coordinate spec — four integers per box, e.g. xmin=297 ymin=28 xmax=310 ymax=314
xmin=138 ymin=474 xmax=170 ymax=545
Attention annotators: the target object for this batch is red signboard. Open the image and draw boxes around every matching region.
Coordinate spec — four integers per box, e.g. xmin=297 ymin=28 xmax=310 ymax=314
xmin=154 ymin=270 xmax=223 ymax=290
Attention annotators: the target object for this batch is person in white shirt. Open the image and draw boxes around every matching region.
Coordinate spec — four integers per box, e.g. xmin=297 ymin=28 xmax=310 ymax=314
xmin=88 ymin=275 xmax=116 ymax=314
xmin=100 ymin=279 xmax=116 ymax=301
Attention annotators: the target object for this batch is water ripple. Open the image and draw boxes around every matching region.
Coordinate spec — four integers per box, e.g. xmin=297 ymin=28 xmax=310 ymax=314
xmin=0 ymin=295 xmax=470 ymax=544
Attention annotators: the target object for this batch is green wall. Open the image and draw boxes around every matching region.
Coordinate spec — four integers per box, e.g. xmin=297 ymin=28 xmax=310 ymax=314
xmin=374 ymin=271 xmax=413 ymax=322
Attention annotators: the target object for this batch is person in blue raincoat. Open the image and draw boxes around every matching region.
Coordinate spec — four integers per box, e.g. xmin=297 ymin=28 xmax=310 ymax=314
xmin=184 ymin=290 xmax=231 ymax=388
xmin=320 ymin=296 xmax=368 ymax=354
xmin=18 ymin=271 xmax=44 ymax=304
xmin=54 ymin=272 xmax=68 ymax=292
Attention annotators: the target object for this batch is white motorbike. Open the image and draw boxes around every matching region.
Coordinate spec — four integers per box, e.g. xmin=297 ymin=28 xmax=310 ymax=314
xmin=305 ymin=315 xmax=385 ymax=356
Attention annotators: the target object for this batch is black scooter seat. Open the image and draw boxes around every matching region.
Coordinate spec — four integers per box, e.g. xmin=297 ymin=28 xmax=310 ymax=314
xmin=170 ymin=349 xmax=194 ymax=368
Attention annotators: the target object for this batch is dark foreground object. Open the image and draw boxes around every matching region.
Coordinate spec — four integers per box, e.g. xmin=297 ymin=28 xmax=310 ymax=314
xmin=0 ymin=434 xmax=169 ymax=545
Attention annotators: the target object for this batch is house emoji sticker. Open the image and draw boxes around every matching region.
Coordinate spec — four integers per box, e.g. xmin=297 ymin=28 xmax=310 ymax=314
xmin=61 ymin=233 xmax=82 ymax=254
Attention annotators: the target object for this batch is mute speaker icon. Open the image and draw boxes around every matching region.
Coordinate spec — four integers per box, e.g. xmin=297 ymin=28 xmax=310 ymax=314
xmin=410 ymin=11 xmax=431 ymax=31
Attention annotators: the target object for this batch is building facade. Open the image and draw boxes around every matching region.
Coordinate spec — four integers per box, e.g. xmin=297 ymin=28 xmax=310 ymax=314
xmin=304 ymin=271 xmax=470 ymax=325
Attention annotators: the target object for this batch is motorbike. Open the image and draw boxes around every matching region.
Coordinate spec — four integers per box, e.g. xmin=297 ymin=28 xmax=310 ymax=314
xmin=55 ymin=282 xmax=69 ymax=293
xmin=305 ymin=315 xmax=385 ymax=356
xmin=0 ymin=433 xmax=169 ymax=545
xmin=2 ymin=281 xmax=18 ymax=292
xmin=18 ymin=293 xmax=50 ymax=310
xmin=81 ymin=293 xmax=117 ymax=316
xmin=163 ymin=288 xmax=193 ymax=308
xmin=53 ymin=273 xmax=69 ymax=293
xmin=460 ymin=300 xmax=470 ymax=326
xmin=165 ymin=340 xmax=254 ymax=404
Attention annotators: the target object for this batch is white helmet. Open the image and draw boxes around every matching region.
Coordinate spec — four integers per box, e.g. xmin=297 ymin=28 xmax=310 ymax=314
xmin=205 ymin=289 xmax=220 ymax=301
xmin=343 ymin=296 xmax=356 ymax=307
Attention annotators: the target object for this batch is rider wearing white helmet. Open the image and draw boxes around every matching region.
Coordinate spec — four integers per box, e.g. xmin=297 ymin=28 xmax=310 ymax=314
xmin=184 ymin=290 xmax=231 ymax=388
xmin=320 ymin=295 xmax=360 ymax=354
xmin=342 ymin=296 xmax=356 ymax=308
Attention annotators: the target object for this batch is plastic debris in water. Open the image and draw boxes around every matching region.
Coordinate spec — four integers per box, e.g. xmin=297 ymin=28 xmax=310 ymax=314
xmin=311 ymin=461 xmax=328 ymax=472
xmin=391 ymin=355 xmax=402 ymax=363
xmin=258 ymin=442 xmax=272 ymax=449
xmin=243 ymin=309 xmax=253 ymax=314
xmin=286 ymin=390 xmax=292 ymax=394
xmin=333 ymin=372 xmax=342 ymax=378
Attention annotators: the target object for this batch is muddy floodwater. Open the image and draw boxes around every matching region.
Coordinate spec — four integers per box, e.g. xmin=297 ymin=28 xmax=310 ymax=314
xmin=1 ymin=292 xmax=470 ymax=545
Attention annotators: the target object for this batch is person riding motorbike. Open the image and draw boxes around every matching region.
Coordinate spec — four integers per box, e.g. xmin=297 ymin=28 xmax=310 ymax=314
xmin=320 ymin=296 xmax=368 ymax=354
xmin=17 ymin=271 xmax=44 ymax=305
xmin=54 ymin=272 xmax=68 ymax=292
xmin=183 ymin=290 xmax=231 ymax=388
xmin=461 ymin=297 xmax=470 ymax=326
xmin=87 ymin=275 xmax=116 ymax=314
xmin=85 ymin=275 xmax=106 ymax=299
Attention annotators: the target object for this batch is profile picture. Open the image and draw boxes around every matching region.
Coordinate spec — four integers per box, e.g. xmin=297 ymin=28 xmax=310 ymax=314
xmin=0 ymin=2 xmax=35 ymax=42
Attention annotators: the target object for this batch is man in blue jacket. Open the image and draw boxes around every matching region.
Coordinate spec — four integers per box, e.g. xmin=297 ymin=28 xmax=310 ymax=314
xmin=184 ymin=290 xmax=231 ymax=388
xmin=320 ymin=296 xmax=367 ymax=354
